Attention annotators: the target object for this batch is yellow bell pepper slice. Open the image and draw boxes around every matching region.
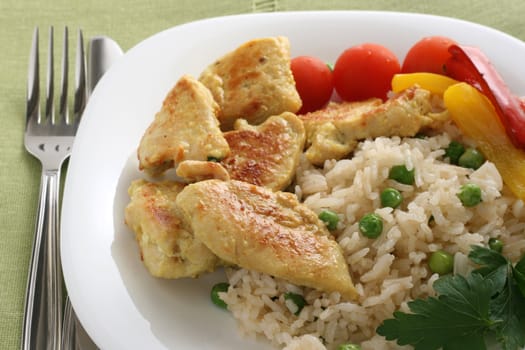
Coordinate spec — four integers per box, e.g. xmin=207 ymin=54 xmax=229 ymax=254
xmin=392 ymin=73 xmax=459 ymax=95
xmin=443 ymin=82 xmax=525 ymax=201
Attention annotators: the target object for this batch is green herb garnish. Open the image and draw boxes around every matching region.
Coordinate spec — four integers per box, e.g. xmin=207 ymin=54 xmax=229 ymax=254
xmin=377 ymin=246 xmax=525 ymax=350
xmin=207 ymin=156 xmax=221 ymax=162
xmin=284 ymin=292 xmax=307 ymax=315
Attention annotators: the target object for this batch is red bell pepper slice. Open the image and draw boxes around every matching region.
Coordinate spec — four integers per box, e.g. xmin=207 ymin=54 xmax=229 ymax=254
xmin=445 ymin=44 xmax=525 ymax=149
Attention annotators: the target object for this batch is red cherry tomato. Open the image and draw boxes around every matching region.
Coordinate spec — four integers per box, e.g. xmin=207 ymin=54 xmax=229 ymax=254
xmin=402 ymin=36 xmax=458 ymax=74
xmin=291 ymin=56 xmax=334 ymax=114
xmin=333 ymin=43 xmax=401 ymax=102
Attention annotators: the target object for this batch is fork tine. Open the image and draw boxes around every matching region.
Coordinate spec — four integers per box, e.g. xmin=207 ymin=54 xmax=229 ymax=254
xmin=73 ymin=29 xmax=86 ymax=123
xmin=45 ymin=27 xmax=54 ymax=124
xmin=58 ymin=26 xmax=69 ymax=124
xmin=26 ymin=27 xmax=40 ymax=125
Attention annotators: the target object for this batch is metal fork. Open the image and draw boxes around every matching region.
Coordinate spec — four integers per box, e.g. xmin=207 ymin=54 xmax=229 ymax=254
xmin=22 ymin=26 xmax=86 ymax=350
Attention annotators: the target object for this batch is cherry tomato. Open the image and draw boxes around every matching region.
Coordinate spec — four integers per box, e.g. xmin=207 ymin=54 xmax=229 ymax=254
xmin=291 ymin=56 xmax=334 ymax=114
xmin=333 ymin=43 xmax=401 ymax=102
xmin=402 ymin=36 xmax=458 ymax=74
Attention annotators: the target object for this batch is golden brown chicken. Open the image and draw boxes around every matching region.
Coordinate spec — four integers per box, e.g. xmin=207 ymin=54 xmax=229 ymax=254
xmin=176 ymin=160 xmax=230 ymax=182
xmin=175 ymin=179 xmax=358 ymax=300
xmin=199 ymin=36 xmax=302 ymax=130
xmin=220 ymin=112 xmax=305 ymax=191
xmin=301 ymin=87 xmax=449 ymax=165
xmin=125 ymin=179 xmax=219 ymax=278
xmin=137 ymin=75 xmax=230 ymax=176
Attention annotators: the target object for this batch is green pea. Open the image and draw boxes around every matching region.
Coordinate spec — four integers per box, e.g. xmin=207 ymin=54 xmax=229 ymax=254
xmin=458 ymin=148 xmax=485 ymax=170
xmin=318 ymin=209 xmax=339 ymax=230
xmin=388 ymin=164 xmax=415 ymax=185
xmin=428 ymin=250 xmax=454 ymax=275
xmin=457 ymin=183 xmax=482 ymax=207
xmin=444 ymin=140 xmax=465 ymax=165
xmin=359 ymin=213 xmax=383 ymax=239
xmin=210 ymin=282 xmax=229 ymax=309
xmin=337 ymin=344 xmax=362 ymax=350
xmin=284 ymin=292 xmax=306 ymax=315
xmin=380 ymin=188 xmax=403 ymax=208
xmin=488 ymin=237 xmax=504 ymax=253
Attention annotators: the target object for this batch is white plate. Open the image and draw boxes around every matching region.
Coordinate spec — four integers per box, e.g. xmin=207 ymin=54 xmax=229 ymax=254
xmin=61 ymin=11 xmax=525 ymax=350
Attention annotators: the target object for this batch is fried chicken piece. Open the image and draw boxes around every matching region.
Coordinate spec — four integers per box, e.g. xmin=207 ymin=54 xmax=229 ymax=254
xmin=125 ymin=179 xmax=219 ymax=278
xmin=137 ymin=75 xmax=230 ymax=176
xmin=220 ymin=112 xmax=305 ymax=191
xmin=199 ymin=36 xmax=301 ymax=130
xmin=175 ymin=179 xmax=358 ymax=300
xmin=176 ymin=160 xmax=230 ymax=182
xmin=301 ymin=87 xmax=449 ymax=165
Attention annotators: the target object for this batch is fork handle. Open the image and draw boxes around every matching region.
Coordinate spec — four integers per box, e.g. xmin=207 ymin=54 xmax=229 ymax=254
xmin=22 ymin=169 xmax=63 ymax=350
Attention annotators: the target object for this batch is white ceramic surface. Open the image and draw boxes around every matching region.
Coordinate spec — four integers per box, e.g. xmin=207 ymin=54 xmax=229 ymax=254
xmin=60 ymin=11 xmax=525 ymax=349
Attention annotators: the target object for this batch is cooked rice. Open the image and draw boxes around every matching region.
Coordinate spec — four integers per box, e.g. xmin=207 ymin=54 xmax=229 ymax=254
xmin=220 ymin=123 xmax=525 ymax=350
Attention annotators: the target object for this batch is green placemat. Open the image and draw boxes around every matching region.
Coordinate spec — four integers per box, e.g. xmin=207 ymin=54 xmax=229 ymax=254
xmin=2 ymin=1 xmax=525 ymax=349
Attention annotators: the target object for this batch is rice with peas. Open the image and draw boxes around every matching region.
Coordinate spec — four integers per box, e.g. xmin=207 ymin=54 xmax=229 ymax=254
xmin=220 ymin=122 xmax=525 ymax=350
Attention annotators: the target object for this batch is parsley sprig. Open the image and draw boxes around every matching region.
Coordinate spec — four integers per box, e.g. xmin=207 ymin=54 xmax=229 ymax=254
xmin=377 ymin=245 xmax=525 ymax=350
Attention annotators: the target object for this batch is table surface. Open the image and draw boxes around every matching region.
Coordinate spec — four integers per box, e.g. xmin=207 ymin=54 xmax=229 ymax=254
xmin=2 ymin=0 xmax=525 ymax=349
